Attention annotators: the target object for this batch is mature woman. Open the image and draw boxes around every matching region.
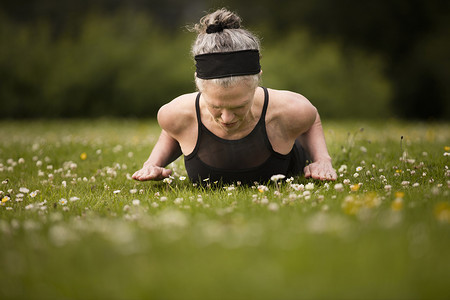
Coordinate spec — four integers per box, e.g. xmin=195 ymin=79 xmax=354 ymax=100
xmin=133 ymin=8 xmax=337 ymax=184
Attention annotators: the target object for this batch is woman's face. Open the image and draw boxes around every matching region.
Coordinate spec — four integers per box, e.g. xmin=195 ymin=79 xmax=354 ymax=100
xmin=202 ymin=81 xmax=257 ymax=132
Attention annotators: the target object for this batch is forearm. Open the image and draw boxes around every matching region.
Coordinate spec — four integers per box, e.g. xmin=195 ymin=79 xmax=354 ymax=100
xmin=298 ymin=111 xmax=332 ymax=162
xmin=143 ymin=130 xmax=182 ymax=167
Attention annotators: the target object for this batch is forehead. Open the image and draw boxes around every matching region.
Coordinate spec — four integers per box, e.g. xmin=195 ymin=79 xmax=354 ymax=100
xmin=202 ymin=82 xmax=255 ymax=107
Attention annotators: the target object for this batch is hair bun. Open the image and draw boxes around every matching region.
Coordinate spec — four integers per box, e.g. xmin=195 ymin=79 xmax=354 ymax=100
xmin=206 ymin=23 xmax=224 ymax=34
xmin=194 ymin=8 xmax=242 ymax=34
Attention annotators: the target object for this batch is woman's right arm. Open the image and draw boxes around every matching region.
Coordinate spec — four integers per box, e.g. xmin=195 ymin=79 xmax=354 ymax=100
xmin=132 ymin=129 xmax=182 ymax=181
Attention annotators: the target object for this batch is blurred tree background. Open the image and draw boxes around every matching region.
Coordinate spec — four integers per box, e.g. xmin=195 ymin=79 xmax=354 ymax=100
xmin=0 ymin=0 xmax=448 ymax=119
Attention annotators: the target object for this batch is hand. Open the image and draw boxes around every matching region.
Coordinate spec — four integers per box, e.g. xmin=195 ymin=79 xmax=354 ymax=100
xmin=304 ymin=160 xmax=337 ymax=181
xmin=132 ymin=164 xmax=172 ymax=181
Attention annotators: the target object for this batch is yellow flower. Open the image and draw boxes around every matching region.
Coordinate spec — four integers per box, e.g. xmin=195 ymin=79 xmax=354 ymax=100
xmin=80 ymin=152 xmax=87 ymax=160
xmin=394 ymin=192 xmax=405 ymax=199
xmin=350 ymin=184 xmax=360 ymax=192
xmin=342 ymin=195 xmax=360 ymax=215
xmin=1 ymin=196 xmax=9 ymax=203
xmin=395 ymin=169 xmax=403 ymax=173
xmin=434 ymin=202 xmax=450 ymax=223
xmin=445 ymin=146 xmax=450 ymax=151
xmin=391 ymin=198 xmax=403 ymax=211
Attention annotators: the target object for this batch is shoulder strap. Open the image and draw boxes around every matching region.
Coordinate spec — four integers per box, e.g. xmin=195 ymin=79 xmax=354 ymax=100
xmin=195 ymin=92 xmax=202 ymax=131
xmin=260 ymin=87 xmax=269 ymax=122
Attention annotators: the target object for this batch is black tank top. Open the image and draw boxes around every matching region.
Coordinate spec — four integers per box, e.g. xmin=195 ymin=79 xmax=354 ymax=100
xmin=184 ymin=87 xmax=300 ymax=185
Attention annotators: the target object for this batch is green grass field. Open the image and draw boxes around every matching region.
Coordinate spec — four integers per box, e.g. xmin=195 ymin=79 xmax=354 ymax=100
xmin=1 ymin=119 xmax=449 ymax=300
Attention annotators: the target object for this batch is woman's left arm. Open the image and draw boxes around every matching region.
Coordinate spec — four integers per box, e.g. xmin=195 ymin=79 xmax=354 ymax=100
xmin=298 ymin=111 xmax=337 ymax=181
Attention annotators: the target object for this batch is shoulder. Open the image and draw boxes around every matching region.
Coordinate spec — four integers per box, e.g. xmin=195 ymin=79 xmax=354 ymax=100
xmin=157 ymin=92 xmax=198 ymax=136
xmin=266 ymin=88 xmax=317 ymax=135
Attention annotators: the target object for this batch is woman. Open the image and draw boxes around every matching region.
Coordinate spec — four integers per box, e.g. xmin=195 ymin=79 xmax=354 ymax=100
xmin=133 ymin=8 xmax=337 ymax=185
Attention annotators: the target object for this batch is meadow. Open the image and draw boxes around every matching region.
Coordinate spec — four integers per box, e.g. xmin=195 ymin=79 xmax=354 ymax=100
xmin=0 ymin=119 xmax=449 ymax=300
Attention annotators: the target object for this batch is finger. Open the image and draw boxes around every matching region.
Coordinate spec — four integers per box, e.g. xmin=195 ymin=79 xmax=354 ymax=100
xmin=310 ymin=165 xmax=322 ymax=180
xmin=161 ymin=168 xmax=173 ymax=178
xmin=304 ymin=165 xmax=311 ymax=178
xmin=331 ymin=171 xmax=337 ymax=181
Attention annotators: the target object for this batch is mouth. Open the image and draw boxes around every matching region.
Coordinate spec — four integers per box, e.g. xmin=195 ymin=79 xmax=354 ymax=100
xmin=220 ymin=122 xmax=237 ymax=128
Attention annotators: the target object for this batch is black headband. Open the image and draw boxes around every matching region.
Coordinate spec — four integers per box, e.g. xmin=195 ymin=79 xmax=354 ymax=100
xmin=194 ymin=49 xmax=261 ymax=79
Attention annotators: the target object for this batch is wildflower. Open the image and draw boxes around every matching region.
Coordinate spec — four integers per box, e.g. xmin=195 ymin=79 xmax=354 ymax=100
xmin=113 ymin=190 xmax=121 ymax=194
xmin=151 ymin=202 xmax=159 ymax=208
xmin=338 ymin=165 xmax=347 ymax=173
xmin=290 ymin=184 xmax=304 ymax=191
xmin=395 ymin=192 xmax=405 ymax=199
xmin=384 ymin=185 xmax=392 ymax=191
xmin=391 ymin=198 xmax=403 ymax=211
xmin=129 ymin=189 xmax=138 ymax=194
xmin=36 ymin=161 xmax=42 ymax=167
xmin=258 ymin=185 xmax=269 ymax=193
xmin=174 ymin=198 xmax=183 ymax=204
xmin=123 ymin=205 xmax=130 ymax=212
xmin=350 ymin=184 xmax=360 ymax=192
xmin=163 ymin=177 xmax=173 ymax=184
xmin=353 ymin=173 xmax=359 ymax=178
xmin=412 ymin=183 xmax=420 ymax=187
xmin=445 ymin=146 xmax=450 ymax=151
xmin=434 ymin=202 xmax=450 ymax=223
xmin=6 ymin=207 xmax=12 ymax=211
xmin=19 ymin=187 xmax=30 ymax=194
xmin=343 ymin=179 xmax=350 ymax=185
xmin=59 ymin=199 xmax=68 ymax=205
xmin=160 ymin=196 xmax=168 ymax=202
xmin=261 ymin=197 xmax=269 ymax=205
xmin=334 ymin=183 xmax=344 ymax=192
xmin=62 ymin=181 xmax=67 ymax=188
xmin=360 ymin=146 xmax=367 ymax=153
xmin=356 ymin=166 xmax=363 ymax=172
xmin=2 ymin=180 xmax=7 ymax=185
xmin=30 ymin=191 xmax=38 ymax=198
xmin=18 ymin=158 xmax=25 ymax=164
xmin=271 ymin=174 xmax=285 ymax=182
xmin=268 ymin=202 xmax=279 ymax=212
xmin=444 ymin=152 xmax=450 ymax=157
xmin=274 ymin=191 xmax=281 ymax=196
xmin=305 ymin=183 xmax=314 ymax=190
xmin=69 ymin=197 xmax=80 ymax=202
xmin=342 ymin=195 xmax=358 ymax=215
xmin=286 ymin=177 xmax=294 ymax=183
xmin=132 ymin=199 xmax=140 ymax=206
xmin=179 ymin=176 xmax=186 ymax=181
xmin=401 ymin=181 xmax=410 ymax=186
xmin=1 ymin=196 xmax=10 ymax=203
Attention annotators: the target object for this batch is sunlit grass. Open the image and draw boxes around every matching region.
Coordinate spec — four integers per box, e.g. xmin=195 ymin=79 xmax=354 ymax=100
xmin=1 ymin=119 xmax=449 ymax=300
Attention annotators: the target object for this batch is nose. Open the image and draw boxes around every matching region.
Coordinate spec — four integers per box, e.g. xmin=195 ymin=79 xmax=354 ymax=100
xmin=221 ymin=110 xmax=235 ymax=123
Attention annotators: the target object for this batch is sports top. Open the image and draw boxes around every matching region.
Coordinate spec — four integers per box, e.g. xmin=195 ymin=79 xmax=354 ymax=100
xmin=184 ymin=87 xmax=308 ymax=185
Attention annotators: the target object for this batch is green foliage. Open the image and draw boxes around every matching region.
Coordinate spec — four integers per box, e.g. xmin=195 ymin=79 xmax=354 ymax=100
xmin=0 ymin=11 xmax=392 ymax=118
xmin=0 ymin=12 xmax=195 ymax=118
xmin=262 ymin=31 xmax=391 ymax=118
xmin=0 ymin=120 xmax=449 ymax=299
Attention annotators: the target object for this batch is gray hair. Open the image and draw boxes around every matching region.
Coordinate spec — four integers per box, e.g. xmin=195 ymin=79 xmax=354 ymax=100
xmin=189 ymin=9 xmax=261 ymax=90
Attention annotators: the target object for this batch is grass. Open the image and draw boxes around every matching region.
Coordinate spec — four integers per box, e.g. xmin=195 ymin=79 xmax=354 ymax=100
xmin=0 ymin=119 xmax=449 ymax=300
